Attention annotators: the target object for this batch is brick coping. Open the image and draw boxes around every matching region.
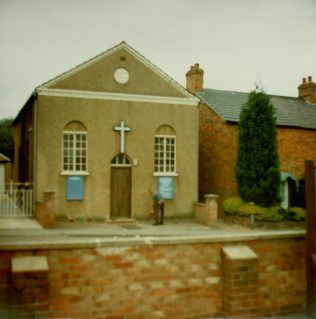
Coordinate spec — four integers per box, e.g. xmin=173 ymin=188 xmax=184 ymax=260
xmin=11 ymin=256 xmax=49 ymax=272
xmin=0 ymin=229 xmax=305 ymax=251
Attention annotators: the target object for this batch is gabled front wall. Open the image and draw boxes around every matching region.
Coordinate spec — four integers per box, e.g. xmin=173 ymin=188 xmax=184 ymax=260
xmin=199 ymin=103 xmax=316 ymax=205
xmin=36 ymin=95 xmax=198 ymax=219
xmin=48 ymin=47 xmax=186 ymax=98
xmin=25 ymin=43 xmax=200 ymax=220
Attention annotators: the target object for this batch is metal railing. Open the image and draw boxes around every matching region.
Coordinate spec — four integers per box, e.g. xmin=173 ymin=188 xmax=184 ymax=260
xmin=0 ymin=183 xmax=34 ymax=217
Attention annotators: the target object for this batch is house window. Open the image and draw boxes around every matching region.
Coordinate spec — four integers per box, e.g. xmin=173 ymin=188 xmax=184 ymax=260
xmin=154 ymin=135 xmax=176 ymax=175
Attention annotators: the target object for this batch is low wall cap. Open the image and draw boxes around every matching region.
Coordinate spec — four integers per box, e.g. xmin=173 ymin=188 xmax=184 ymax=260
xmin=222 ymin=245 xmax=258 ymax=260
xmin=11 ymin=256 xmax=49 ymax=273
xmin=204 ymin=194 xmax=219 ymax=199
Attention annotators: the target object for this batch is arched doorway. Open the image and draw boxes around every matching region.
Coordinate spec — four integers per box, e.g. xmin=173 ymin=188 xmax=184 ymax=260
xmin=110 ymin=154 xmax=132 ymax=218
xmin=280 ymin=172 xmax=298 ymax=209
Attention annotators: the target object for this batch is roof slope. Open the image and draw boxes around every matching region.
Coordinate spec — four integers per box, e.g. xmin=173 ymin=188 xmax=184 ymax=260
xmin=197 ymin=89 xmax=316 ymax=130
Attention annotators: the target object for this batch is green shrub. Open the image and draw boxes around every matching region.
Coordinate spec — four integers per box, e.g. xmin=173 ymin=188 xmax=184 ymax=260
xmin=222 ymin=197 xmax=257 ymax=216
xmin=223 ymin=197 xmax=307 ymax=222
xmin=222 ymin=197 xmax=284 ymax=221
xmin=286 ymin=207 xmax=306 ymax=221
xmin=255 ymin=206 xmax=285 ymax=222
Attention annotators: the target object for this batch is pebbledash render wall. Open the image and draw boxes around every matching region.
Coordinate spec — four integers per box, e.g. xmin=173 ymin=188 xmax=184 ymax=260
xmin=0 ymin=233 xmax=306 ymax=318
xmin=35 ymin=95 xmax=198 ymax=220
xmin=199 ymin=103 xmax=316 ymax=202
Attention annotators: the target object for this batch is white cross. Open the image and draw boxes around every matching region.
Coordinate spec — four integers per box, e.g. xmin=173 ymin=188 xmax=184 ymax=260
xmin=114 ymin=120 xmax=131 ymax=153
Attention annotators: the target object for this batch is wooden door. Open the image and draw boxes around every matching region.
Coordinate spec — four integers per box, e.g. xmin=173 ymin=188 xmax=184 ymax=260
xmin=110 ymin=167 xmax=131 ymax=218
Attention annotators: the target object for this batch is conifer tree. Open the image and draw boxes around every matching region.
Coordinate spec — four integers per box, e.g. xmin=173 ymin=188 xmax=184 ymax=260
xmin=235 ymin=89 xmax=280 ymax=207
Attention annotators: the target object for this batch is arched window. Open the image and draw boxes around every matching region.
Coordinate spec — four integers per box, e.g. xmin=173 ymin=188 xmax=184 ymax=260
xmin=154 ymin=125 xmax=176 ymax=175
xmin=62 ymin=121 xmax=88 ymax=173
xmin=111 ymin=154 xmax=131 ymax=167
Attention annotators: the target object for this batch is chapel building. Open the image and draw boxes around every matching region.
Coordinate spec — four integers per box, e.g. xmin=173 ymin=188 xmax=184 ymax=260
xmin=13 ymin=42 xmax=199 ymax=223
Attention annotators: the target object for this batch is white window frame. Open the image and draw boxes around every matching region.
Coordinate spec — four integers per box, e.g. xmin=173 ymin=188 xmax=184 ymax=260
xmin=154 ymin=135 xmax=177 ymax=176
xmin=111 ymin=154 xmax=132 ymax=167
xmin=61 ymin=131 xmax=88 ymax=175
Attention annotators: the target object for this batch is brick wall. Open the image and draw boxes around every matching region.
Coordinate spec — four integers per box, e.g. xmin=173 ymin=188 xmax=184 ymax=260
xmin=199 ymin=104 xmax=238 ymax=201
xmin=0 ymin=236 xmax=306 ymax=318
xmin=278 ymin=127 xmax=316 ymax=176
xmin=199 ymin=103 xmax=316 ymax=203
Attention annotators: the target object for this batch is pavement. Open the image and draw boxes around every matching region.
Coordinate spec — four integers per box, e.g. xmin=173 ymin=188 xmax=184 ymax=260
xmin=0 ymin=217 xmax=42 ymax=229
xmin=0 ymin=217 xmax=306 ymax=251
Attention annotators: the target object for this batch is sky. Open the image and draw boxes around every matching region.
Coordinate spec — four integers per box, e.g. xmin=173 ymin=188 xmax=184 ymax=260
xmin=1 ymin=0 xmax=316 ymax=119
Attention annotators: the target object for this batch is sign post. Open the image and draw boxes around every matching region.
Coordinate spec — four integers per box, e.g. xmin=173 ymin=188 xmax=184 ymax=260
xmin=305 ymin=160 xmax=316 ymax=316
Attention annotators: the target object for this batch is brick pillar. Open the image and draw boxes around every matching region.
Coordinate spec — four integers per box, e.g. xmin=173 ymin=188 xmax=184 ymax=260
xmin=195 ymin=194 xmax=219 ymax=226
xmin=10 ymin=256 xmax=49 ymax=317
xmin=204 ymin=194 xmax=218 ymax=226
xmin=36 ymin=191 xmax=55 ymax=227
xmin=221 ymin=245 xmax=259 ymax=318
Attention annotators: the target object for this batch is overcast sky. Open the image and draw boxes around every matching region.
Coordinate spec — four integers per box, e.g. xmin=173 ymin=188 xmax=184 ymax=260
xmin=1 ymin=0 xmax=316 ymax=119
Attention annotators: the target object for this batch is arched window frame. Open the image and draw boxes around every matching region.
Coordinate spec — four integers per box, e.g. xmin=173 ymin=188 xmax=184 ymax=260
xmin=111 ymin=154 xmax=132 ymax=167
xmin=61 ymin=122 xmax=88 ymax=175
xmin=154 ymin=130 xmax=177 ymax=176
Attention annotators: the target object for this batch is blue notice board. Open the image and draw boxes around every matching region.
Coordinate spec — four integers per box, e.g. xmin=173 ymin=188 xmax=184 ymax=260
xmin=158 ymin=176 xmax=174 ymax=199
xmin=66 ymin=176 xmax=84 ymax=200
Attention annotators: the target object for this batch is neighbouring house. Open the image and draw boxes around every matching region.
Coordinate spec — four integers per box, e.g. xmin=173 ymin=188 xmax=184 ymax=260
xmin=186 ymin=64 xmax=316 ymax=210
xmin=12 ymin=42 xmax=199 ymax=225
xmin=0 ymin=153 xmax=11 ymax=192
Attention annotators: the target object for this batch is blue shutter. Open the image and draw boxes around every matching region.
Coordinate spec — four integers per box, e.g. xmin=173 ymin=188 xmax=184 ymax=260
xmin=66 ymin=176 xmax=84 ymax=200
xmin=158 ymin=176 xmax=174 ymax=199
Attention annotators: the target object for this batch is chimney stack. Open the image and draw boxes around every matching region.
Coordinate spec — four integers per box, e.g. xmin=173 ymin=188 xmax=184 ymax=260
xmin=298 ymin=76 xmax=316 ymax=103
xmin=186 ymin=63 xmax=204 ymax=94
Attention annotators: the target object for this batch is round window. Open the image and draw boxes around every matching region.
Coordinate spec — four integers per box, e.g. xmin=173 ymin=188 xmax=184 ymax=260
xmin=113 ymin=68 xmax=129 ymax=84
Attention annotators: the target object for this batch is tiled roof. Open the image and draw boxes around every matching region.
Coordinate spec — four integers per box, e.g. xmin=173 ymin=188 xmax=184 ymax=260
xmin=197 ymin=89 xmax=316 ymax=130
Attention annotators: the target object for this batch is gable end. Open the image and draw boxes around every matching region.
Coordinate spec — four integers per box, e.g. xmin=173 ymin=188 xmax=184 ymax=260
xmin=37 ymin=42 xmax=198 ymax=102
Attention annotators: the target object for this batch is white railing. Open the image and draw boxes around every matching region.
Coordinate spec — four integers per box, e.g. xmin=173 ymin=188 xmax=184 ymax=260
xmin=0 ymin=183 xmax=34 ymax=217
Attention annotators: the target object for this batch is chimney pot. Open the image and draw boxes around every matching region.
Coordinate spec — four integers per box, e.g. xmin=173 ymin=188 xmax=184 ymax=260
xmin=298 ymin=75 xmax=316 ymax=103
xmin=186 ymin=63 xmax=204 ymax=94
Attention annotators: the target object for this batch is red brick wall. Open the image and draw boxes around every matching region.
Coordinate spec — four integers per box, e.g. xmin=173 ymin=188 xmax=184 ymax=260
xmin=199 ymin=103 xmax=316 ymax=202
xmin=199 ymin=104 xmax=238 ymax=200
xmin=0 ymin=237 xmax=306 ymax=318
xmin=278 ymin=127 xmax=316 ymax=176
xmin=251 ymin=239 xmax=306 ymax=316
